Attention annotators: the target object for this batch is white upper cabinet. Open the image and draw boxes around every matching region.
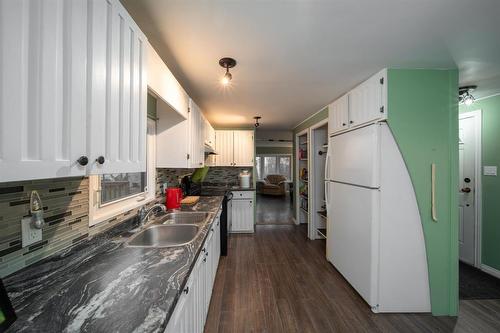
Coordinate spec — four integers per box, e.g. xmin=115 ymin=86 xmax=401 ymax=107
xmin=215 ymin=130 xmax=254 ymax=167
xmin=147 ymin=43 xmax=189 ymax=119
xmin=156 ymin=98 xmax=207 ymax=168
xmin=328 ymin=94 xmax=349 ymax=135
xmin=215 ymin=130 xmax=234 ymax=167
xmin=349 ymin=69 xmax=386 ymax=127
xmin=188 ymin=100 xmax=204 ymax=168
xmin=0 ymin=0 xmax=88 ymax=182
xmin=202 ymin=116 xmax=216 ymax=149
xmin=328 ymin=69 xmax=387 ymax=136
xmin=0 ymin=0 xmax=147 ymax=182
xmin=233 ymin=131 xmax=255 ymax=166
xmin=87 ymin=0 xmax=147 ymax=175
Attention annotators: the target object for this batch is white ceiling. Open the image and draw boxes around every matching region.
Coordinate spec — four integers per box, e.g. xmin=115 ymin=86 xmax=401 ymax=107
xmin=121 ymin=0 xmax=500 ymax=130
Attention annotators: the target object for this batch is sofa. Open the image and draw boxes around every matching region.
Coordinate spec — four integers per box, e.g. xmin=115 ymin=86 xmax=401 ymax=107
xmin=257 ymin=174 xmax=287 ymax=196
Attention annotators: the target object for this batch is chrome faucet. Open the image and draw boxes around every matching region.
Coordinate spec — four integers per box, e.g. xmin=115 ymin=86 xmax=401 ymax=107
xmin=138 ymin=203 xmax=167 ymax=227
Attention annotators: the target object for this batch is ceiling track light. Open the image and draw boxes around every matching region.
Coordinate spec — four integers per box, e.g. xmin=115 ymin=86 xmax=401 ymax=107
xmin=219 ymin=57 xmax=236 ymax=86
xmin=254 ymin=116 xmax=261 ymax=128
xmin=459 ymin=85 xmax=477 ymax=106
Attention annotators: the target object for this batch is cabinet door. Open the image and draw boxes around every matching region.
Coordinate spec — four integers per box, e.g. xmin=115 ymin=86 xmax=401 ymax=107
xmin=233 ymin=130 xmax=254 ymax=167
xmin=0 ymin=0 xmax=87 ymax=182
xmin=87 ymin=0 xmax=147 ymax=175
xmin=188 ymin=100 xmax=204 ymax=168
xmin=165 ymin=268 xmax=196 ymax=333
xmin=215 ymin=130 xmax=234 ymax=166
xmin=328 ymin=94 xmax=349 ymax=135
xmin=348 ymin=70 xmax=385 ymax=127
xmin=231 ymin=199 xmax=254 ymax=233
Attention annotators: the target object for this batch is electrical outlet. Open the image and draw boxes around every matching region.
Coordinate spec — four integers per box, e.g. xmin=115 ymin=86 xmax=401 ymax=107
xmin=21 ymin=217 xmax=42 ymax=247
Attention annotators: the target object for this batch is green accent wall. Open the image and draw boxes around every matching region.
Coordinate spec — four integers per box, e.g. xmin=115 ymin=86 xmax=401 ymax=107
xmin=292 ymin=107 xmax=329 ymax=218
xmin=147 ymin=93 xmax=157 ymax=119
xmin=387 ymin=69 xmax=459 ymax=316
xmin=256 ymin=146 xmax=292 ymax=155
xmin=460 ymin=94 xmax=500 ymax=272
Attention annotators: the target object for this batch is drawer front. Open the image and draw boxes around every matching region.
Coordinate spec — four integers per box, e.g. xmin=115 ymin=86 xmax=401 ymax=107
xmin=231 ymin=191 xmax=254 ymax=199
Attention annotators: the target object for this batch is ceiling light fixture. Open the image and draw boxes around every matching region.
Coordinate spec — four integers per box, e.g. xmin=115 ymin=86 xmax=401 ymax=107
xmin=219 ymin=57 xmax=236 ymax=86
xmin=459 ymin=85 xmax=477 ymax=106
xmin=254 ymin=116 xmax=261 ymax=128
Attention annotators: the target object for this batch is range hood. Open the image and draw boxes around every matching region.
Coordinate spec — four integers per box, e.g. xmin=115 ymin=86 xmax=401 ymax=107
xmin=204 ymin=144 xmax=217 ymax=155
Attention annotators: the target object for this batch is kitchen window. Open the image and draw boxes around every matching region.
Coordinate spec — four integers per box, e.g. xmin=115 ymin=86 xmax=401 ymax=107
xmin=255 ymin=154 xmax=291 ymax=180
xmin=89 ymin=119 xmax=156 ymax=226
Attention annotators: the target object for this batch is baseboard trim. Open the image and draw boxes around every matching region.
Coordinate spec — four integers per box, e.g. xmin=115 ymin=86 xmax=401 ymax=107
xmin=480 ymin=264 xmax=500 ymax=279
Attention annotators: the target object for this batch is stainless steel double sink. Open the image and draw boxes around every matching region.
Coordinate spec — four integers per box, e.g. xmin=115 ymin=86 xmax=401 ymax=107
xmin=125 ymin=211 xmax=212 ymax=248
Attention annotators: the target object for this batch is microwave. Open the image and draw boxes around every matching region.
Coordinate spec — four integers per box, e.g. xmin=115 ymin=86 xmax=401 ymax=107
xmin=0 ymin=279 xmax=16 ymax=333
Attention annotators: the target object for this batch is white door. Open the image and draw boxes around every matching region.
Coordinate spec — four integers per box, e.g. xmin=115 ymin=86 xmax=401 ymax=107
xmin=215 ymin=130 xmax=234 ymax=166
xmin=233 ymin=130 xmax=254 ymax=166
xmin=328 ymin=94 xmax=349 ymax=135
xmin=348 ymin=70 xmax=386 ymax=127
xmin=87 ymin=0 xmax=147 ymax=175
xmin=330 ymin=124 xmax=380 ymax=188
xmin=0 ymin=0 xmax=88 ymax=182
xmin=458 ymin=112 xmax=479 ymax=265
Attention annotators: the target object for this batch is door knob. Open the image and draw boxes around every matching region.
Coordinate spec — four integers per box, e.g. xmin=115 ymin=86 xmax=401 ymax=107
xmin=461 ymin=187 xmax=471 ymax=193
xmin=76 ymin=156 xmax=89 ymax=166
xmin=96 ymin=156 xmax=105 ymax=165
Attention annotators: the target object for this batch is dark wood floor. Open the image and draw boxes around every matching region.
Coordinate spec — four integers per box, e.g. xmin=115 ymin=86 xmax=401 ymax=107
xmin=256 ymin=194 xmax=294 ymax=225
xmin=205 ymin=224 xmax=500 ymax=333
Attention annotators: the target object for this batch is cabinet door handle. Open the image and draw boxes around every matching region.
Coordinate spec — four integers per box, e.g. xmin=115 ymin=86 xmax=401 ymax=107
xmin=349 ymin=120 xmax=354 ymax=124
xmin=342 ymin=123 xmax=346 ymax=126
xmin=183 ymin=286 xmax=189 ymax=294
xmin=96 ymin=156 xmax=105 ymax=165
xmin=77 ymin=156 xmax=89 ymax=166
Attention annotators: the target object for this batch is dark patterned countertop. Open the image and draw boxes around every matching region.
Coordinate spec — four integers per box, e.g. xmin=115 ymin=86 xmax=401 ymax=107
xmin=200 ymin=183 xmax=255 ymax=196
xmin=4 ymin=196 xmax=224 ymax=333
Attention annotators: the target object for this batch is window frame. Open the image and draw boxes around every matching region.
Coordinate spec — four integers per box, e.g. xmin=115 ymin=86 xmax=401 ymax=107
xmin=256 ymin=153 xmax=292 ymax=181
xmin=88 ymin=118 xmax=157 ymax=226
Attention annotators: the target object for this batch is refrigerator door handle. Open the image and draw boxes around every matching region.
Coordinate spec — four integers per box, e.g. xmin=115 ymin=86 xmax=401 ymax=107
xmin=431 ymin=163 xmax=438 ymax=222
xmin=325 ymin=181 xmax=329 ymax=209
xmin=325 ymin=145 xmax=331 ymax=180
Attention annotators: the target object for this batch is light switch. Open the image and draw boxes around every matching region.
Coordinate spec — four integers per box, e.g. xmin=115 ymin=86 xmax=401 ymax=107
xmin=484 ymin=166 xmax=497 ymax=176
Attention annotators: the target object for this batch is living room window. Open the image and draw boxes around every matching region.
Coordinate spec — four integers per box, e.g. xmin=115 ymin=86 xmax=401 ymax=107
xmin=255 ymin=154 xmax=291 ymax=180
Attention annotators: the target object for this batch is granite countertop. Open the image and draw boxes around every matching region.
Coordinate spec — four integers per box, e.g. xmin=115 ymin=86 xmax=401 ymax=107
xmin=4 ymin=196 xmax=223 ymax=333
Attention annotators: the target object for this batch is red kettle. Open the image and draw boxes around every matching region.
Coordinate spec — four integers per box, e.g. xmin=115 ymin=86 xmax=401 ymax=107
xmin=165 ymin=187 xmax=182 ymax=210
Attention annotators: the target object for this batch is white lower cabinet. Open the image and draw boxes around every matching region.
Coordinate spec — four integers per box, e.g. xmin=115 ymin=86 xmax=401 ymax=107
xmin=230 ymin=191 xmax=255 ymax=233
xmin=165 ymin=216 xmax=221 ymax=333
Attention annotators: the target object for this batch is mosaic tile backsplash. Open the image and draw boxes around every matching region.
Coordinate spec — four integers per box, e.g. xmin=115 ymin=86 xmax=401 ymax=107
xmin=157 ymin=167 xmax=253 ymax=188
xmin=0 ymin=177 xmax=90 ymax=278
xmin=203 ymin=167 xmax=253 ymax=185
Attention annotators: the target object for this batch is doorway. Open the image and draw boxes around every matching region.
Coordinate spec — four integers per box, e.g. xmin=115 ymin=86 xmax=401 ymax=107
xmin=458 ymin=110 xmax=481 ymax=266
xmin=255 ymin=154 xmax=294 ymax=225
xmin=457 ymin=110 xmax=500 ymax=300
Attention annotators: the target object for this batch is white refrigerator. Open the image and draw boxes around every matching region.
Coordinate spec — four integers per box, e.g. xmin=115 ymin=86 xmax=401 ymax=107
xmin=324 ymin=123 xmax=431 ymax=313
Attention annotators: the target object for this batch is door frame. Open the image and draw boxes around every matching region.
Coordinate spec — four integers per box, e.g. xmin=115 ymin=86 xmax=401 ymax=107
xmin=459 ymin=110 xmax=482 ymax=268
xmin=309 ymin=118 xmax=329 ymax=239
xmin=295 ymin=128 xmax=309 ymax=226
